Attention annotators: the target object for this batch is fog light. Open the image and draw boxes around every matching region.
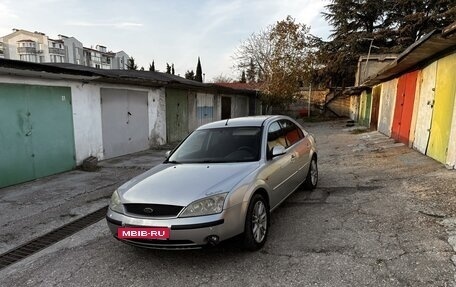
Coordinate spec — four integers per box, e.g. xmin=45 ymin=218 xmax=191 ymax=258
xmin=206 ymin=235 xmax=219 ymax=246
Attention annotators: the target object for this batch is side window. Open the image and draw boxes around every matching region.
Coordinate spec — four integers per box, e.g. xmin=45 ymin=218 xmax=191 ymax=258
xmin=279 ymin=120 xmax=304 ymax=147
xmin=267 ymin=121 xmax=287 ymax=153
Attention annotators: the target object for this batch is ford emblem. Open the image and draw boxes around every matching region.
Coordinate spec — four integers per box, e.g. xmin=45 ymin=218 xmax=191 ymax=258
xmin=144 ymin=207 xmax=154 ymax=214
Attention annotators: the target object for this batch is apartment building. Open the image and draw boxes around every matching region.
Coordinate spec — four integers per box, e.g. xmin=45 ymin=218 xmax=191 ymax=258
xmin=1 ymin=29 xmax=128 ymax=69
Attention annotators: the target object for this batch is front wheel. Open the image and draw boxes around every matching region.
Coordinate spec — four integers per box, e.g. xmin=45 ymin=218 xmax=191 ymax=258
xmin=303 ymin=156 xmax=318 ymax=190
xmin=242 ymin=194 xmax=269 ymax=251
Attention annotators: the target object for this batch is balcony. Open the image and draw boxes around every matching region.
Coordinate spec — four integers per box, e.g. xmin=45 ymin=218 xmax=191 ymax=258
xmin=17 ymin=47 xmax=37 ymax=54
xmin=49 ymin=47 xmax=65 ymax=55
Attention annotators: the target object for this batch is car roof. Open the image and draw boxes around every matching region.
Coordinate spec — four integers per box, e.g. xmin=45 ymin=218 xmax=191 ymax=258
xmin=197 ymin=115 xmax=285 ymax=129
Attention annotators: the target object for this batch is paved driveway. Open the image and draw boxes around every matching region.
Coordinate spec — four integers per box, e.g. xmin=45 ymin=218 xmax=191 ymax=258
xmin=0 ymin=120 xmax=455 ymax=287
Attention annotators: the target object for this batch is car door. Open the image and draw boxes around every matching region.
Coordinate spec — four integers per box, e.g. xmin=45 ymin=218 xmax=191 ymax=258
xmin=279 ymin=119 xmax=311 ymax=192
xmin=262 ymin=121 xmax=296 ymax=209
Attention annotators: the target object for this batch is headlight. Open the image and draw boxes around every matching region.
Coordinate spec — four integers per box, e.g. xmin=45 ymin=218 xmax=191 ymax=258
xmin=179 ymin=193 xmax=228 ymax=217
xmin=109 ymin=190 xmax=124 ymax=213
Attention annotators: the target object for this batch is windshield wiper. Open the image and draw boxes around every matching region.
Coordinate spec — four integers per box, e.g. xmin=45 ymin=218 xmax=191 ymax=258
xmin=164 ymin=160 xmax=181 ymax=164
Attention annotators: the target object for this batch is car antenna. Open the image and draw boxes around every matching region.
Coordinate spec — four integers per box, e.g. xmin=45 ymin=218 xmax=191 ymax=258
xmin=225 ymin=118 xmax=229 ymax=126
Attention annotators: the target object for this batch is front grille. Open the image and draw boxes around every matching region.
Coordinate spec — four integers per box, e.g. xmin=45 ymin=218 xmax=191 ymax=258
xmin=124 ymin=204 xmax=183 ymax=217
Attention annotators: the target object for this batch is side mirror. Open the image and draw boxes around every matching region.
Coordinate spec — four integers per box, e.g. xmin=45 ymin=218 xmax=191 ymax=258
xmin=165 ymin=150 xmax=171 ymax=157
xmin=272 ymin=145 xmax=286 ymax=157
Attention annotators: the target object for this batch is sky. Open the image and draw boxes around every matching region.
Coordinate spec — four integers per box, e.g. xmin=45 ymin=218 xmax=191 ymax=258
xmin=0 ymin=0 xmax=331 ymax=82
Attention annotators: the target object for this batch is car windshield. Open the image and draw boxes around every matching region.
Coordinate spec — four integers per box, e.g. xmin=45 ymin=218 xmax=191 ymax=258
xmin=167 ymin=127 xmax=262 ymax=163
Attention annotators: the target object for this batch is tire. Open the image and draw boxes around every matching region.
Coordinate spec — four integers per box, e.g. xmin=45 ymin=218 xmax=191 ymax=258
xmin=242 ymin=194 xmax=270 ymax=251
xmin=303 ymin=156 xmax=318 ymax=190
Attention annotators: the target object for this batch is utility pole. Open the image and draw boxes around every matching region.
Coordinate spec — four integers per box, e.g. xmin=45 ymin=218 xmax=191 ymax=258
xmin=363 ymin=38 xmax=379 ymax=82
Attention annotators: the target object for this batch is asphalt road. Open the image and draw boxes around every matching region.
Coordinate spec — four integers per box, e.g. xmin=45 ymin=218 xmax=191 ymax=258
xmin=1 ymin=120 xmax=455 ymax=287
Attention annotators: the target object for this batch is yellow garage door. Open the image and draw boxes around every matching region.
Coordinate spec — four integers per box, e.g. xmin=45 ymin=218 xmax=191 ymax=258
xmin=427 ymin=53 xmax=456 ymax=163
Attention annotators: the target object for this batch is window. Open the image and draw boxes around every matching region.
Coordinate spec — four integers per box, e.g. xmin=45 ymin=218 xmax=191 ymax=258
xmin=19 ymin=54 xmax=37 ymax=62
xmin=267 ymin=121 xmax=287 ymax=154
xmin=279 ymin=120 xmax=304 ymax=147
xmin=168 ymin=127 xmax=262 ymax=163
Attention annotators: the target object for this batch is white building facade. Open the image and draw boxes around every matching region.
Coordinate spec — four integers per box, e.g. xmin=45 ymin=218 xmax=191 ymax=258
xmin=1 ymin=29 xmax=128 ymax=69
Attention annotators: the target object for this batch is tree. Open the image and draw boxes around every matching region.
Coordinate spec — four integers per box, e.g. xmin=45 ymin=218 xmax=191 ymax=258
xmin=234 ymin=16 xmax=315 ymax=111
xmin=212 ymin=74 xmax=233 ymax=83
xmin=246 ymin=58 xmax=256 ymax=83
xmin=195 ymin=57 xmax=203 ymax=82
xmin=317 ymin=0 xmax=456 ymax=87
xmin=240 ymin=70 xmax=246 ymax=83
xmin=185 ymin=70 xmax=195 ymax=80
xmin=166 ymin=63 xmax=171 ymax=74
xmin=126 ymin=57 xmax=138 ymax=70
xmin=149 ymin=61 xmax=155 ymax=71
xmin=171 ymin=64 xmax=175 ymax=75
xmin=140 ymin=66 xmax=144 ymax=71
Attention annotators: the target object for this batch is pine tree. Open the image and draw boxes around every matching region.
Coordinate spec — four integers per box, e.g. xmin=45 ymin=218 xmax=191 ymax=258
xmin=195 ymin=57 xmax=203 ymax=82
xmin=126 ymin=57 xmax=138 ymax=70
xmin=171 ymin=64 xmax=175 ymax=75
xmin=149 ymin=61 xmax=155 ymax=71
xmin=166 ymin=63 xmax=171 ymax=74
xmin=246 ymin=58 xmax=256 ymax=83
xmin=240 ymin=70 xmax=246 ymax=83
xmin=317 ymin=0 xmax=456 ymax=86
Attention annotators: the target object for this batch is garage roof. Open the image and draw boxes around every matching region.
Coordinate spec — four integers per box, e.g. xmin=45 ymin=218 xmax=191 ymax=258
xmin=363 ymin=21 xmax=456 ymax=86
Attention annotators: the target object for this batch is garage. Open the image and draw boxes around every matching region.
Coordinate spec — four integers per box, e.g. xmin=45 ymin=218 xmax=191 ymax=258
xmin=100 ymin=88 xmax=149 ymax=159
xmin=391 ymin=70 xmax=419 ymax=144
xmin=166 ymin=88 xmax=189 ymax=143
xmin=0 ymin=83 xmax=76 ymax=188
xmin=196 ymin=92 xmax=214 ymax=126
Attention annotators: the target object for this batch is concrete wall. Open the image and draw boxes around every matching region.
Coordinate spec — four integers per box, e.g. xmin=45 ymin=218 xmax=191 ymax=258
xmin=71 ymin=83 xmax=104 ymax=163
xmin=148 ymin=87 xmax=167 ymax=146
xmin=355 ymin=54 xmax=397 ymax=86
xmin=328 ymin=96 xmax=351 ymax=117
xmin=220 ymin=94 xmax=250 ymax=118
xmin=0 ymin=75 xmax=166 ymax=164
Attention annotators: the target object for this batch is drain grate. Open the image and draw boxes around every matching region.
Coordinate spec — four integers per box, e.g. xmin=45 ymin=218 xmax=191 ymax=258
xmin=0 ymin=206 xmax=108 ymax=270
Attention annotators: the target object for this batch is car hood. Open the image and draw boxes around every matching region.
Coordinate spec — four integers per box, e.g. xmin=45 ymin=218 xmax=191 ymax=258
xmin=118 ymin=162 xmax=260 ymax=206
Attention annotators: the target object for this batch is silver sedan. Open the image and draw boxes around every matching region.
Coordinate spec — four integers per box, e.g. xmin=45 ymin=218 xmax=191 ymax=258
xmin=106 ymin=115 xmax=318 ymax=250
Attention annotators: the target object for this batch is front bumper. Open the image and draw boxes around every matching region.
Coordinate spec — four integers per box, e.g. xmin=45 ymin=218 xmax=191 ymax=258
xmin=106 ymin=203 xmax=245 ymax=249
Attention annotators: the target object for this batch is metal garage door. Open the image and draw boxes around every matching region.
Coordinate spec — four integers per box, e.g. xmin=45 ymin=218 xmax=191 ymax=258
xmin=101 ymin=88 xmax=149 ymax=159
xmin=196 ymin=92 xmax=214 ymax=127
xmin=391 ymin=71 xmax=418 ymax=144
xmin=413 ymin=62 xmax=437 ymax=154
xmin=0 ymin=84 xmax=75 ymax=188
xmin=427 ymin=53 xmax=456 ymax=163
xmin=378 ymin=79 xmax=398 ymax=136
xmin=166 ymin=89 xmax=188 ymax=143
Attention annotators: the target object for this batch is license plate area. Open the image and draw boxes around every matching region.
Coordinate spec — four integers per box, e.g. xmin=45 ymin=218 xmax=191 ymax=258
xmin=117 ymin=227 xmax=170 ymax=240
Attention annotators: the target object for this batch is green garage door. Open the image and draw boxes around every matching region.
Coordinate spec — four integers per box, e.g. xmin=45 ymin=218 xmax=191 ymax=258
xmin=0 ymin=84 xmax=75 ymax=188
xmin=166 ymin=89 xmax=189 ymax=143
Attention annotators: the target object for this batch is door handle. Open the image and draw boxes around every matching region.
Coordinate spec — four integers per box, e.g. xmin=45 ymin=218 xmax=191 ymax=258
xmin=25 ymin=131 xmax=32 ymax=136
